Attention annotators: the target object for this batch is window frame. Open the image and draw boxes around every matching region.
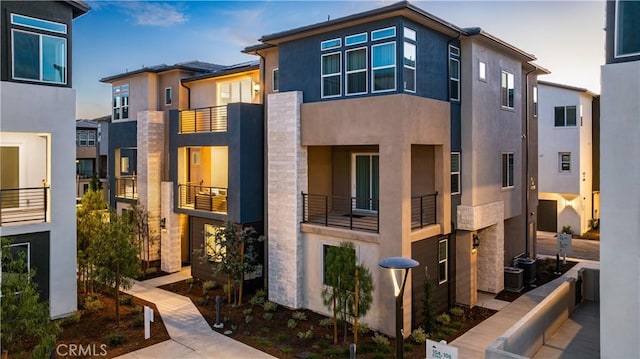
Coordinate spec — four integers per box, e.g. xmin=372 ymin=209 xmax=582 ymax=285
xmin=272 ymin=68 xmax=279 ymax=92
xmin=11 ymin=13 xmax=67 ymax=34
xmin=533 ymin=86 xmax=538 ymax=117
xmin=371 ymin=26 xmax=396 ymax=41
xmin=479 ymin=60 xmax=487 ymax=82
xmin=345 ymin=47 xmax=368 ymax=96
xmin=321 ymin=38 xmax=342 ymax=51
xmin=559 ymin=152 xmax=572 ymax=173
xmin=165 ymin=87 xmax=172 ymax=106
xmin=321 ymin=51 xmax=342 ymax=98
xmin=403 ymin=41 xmax=416 ymax=93
xmin=554 ymin=105 xmax=578 ymax=127
xmin=614 ymin=0 xmax=640 ymax=58
xmin=451 ymin=152 xmax=461 ymax=195
xmin=501 ymin=70 xmax=515 ymax=109
xmin=371 ymin=41 xmax=397 ymax=93
xmin=113 ymin=84 xmax=130 ymax=120
xmin=345 ymin=32 xmax=367 ymax=46
xmin=502 ymin=152 xmax=515 ymax=189
xmin=438 ymin=239 xmax=448 ymax=284
xmin=11 ymin=28 xmax=68 ymax=84
xmin=404 ymin=27 xmax=416 ymax=41
xmin=449 ymin=45 xmax=461 ymax=101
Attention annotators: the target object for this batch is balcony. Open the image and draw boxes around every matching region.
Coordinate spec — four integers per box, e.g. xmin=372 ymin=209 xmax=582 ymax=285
xmin=179 ymin=105 xmax=228 ymax=133
xmin=115 ymin=176 xmax=137 ymax=199
xmin=302 ymin=193 xmax=379 ymax=233
xmin=411 ymin=192 xmax=438 ymax=230
xmin=178 ymin=184 xmax=227 ymax=214
xmin=0 ymin=187 xmax=49 ymax=226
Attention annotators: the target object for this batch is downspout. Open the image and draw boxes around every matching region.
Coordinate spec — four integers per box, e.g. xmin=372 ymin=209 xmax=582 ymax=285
xmin=255 ymin=49 xmax=268 ymax=291
xmin=179 ymin=79 xmax=191 ymax=110
xmin=524 ymin=67 xmax=536 ymax=259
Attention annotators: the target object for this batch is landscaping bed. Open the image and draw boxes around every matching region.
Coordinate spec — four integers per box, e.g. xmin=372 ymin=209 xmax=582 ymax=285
xmin=160 ymin=279 xmax=495 ymax=359
xmin=495 ymin=257 xmax=578 ymax=302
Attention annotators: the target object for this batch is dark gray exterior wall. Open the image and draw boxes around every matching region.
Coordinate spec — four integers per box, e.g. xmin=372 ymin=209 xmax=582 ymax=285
xmin=5 ymin=231 xmax=50 ymax=302
xmin=108 ymin=120 xmax=137 ymax=208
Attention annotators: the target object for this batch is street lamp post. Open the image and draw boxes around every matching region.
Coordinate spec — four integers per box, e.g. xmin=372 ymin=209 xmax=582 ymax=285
xmin=379 ymin=256 xmax=419 ymax=359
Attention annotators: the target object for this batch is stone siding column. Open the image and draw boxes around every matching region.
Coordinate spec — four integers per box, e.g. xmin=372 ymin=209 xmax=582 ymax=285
xmin=161 ymin=181 xmax=180 ymax=273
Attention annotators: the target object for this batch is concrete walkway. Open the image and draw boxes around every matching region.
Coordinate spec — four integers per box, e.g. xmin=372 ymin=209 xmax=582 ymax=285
xmin=451 ymin=259 xmax=599 ymax=358
xmin=115 ymin=269 xmax=275 ymax=359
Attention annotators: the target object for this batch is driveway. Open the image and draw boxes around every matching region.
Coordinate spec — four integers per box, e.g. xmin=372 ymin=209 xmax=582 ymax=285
xmin=536 ymin=231 xmax=600 ymax=261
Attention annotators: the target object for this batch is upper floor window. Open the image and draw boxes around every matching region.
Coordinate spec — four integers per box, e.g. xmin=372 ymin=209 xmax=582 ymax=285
xmin=533 ymin=86 xmax=538 ymax=117
xmin=502 ymin=152 xmax=514 ymax=188
xmin=113 ymin=85 xmax=129 ymax=120
xmin=322 ymin=52 xmax=341 ymax=98
xmin=76 ymin=130 xmax=96 ymax=146
xmin=438 ymin=239 xmax=448 ymax=284
xmin=501 ymin=70 xmax=515 ymax=109
xmin=559 ymin=152 xmax=571 ymax=172
xmin=404 ymin=28 xmax=416 ymax=93
xmin=346 ymin=47 xmax=367 ymax=95
xmin=372 ymin=42 xmax=396 ymax=92
xmin=165 ymin=87 xmax=172 ymax=106
xmin=272 ymin=68 xmax=279 ymax=92
xmin=371 ymin=27 xmax=396 ymax=41
xmin=345 ymin=33 xmax=367 ymax=46
xmin=11 ymin=14 xmax=67 ymax=85
xmin=479 ymin=60 xmax=487 ymax=82
xmin=404 ymin=27 xmax=416 ymax=41
xmin=449 ymin=45 xmax=460 ymax=101
xmin=554 ymin=106 xmax=577 ymax=127
xmin=451 ymin=152 xmax=461 ymax=195
xmin=321 ymin=38 xmax=341 ymax=51
xmin=615 ymin=0 xmax=640 ymax=58
xmin=219 ymin=79 xmax=253 ymax=105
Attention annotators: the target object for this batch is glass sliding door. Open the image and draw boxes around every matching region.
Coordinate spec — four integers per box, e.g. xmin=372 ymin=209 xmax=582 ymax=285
xmin=353 ymin=154 xmax=379 ymax=211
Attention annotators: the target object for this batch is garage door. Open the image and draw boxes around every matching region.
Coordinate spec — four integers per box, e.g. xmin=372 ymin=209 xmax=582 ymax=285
xmin=537 ymin=199 xmax=557 ymax=232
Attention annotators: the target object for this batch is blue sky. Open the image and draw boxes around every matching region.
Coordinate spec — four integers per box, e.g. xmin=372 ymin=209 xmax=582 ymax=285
xmin=73 ymin=0 xmax=605 ymax=119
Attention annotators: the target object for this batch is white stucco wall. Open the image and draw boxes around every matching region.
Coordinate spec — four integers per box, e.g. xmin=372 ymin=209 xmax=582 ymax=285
xmin=0 ymin=81 xmax=78 ymax=318
xmin=600 ymin=60 xmax=640 ymax=359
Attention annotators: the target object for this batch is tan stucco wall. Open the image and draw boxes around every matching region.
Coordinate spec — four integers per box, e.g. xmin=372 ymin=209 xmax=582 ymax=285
xmin=188 ymin=70 xmax=260 ymax=109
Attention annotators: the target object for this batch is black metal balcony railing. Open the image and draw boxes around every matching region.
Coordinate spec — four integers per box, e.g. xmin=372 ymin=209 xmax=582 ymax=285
xmin=302 ymin=193 xmax=379 ymax=233
xmin=0 ymin=187 xmax=49 ymax=226
xmin=179 ymin=105 xmax=228 ymax=133
xmin=178 ymin=184 xmax=228 ymax=214
xmin=411 ymin=192 xmax=438 ymax=229
xmin=115 ymin=177 xmax=137 ymax=199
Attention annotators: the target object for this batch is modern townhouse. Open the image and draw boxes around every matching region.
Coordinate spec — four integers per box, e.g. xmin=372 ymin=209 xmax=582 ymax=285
xmin=75 ymin=119 xmax=99 ymax=198
xmin=101 ymin=61 xmax=264 ymax=283
xmin=537 ymin=81 xmax=600 ymax=235
xmin=0 ymin=0 xmax=89 ymax=318
xmin=246 ymin=0 xmax=545 ymax=336
xmin=600 ymin=0 xmax=640 ymax=357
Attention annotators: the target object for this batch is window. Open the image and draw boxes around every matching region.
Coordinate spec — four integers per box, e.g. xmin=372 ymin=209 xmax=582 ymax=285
xmin=88 ymin=131 xmax=96 ymax=146
xmin=322 ymin=52 xmax=341 ymax=98
xmin=121 ymin=157 xmax=130 ymax=174
xmin=371 ymin=27 xmax=396 ymax=41
xmin=554 ymin=106 xmax=577 ymax=127
xmin=502 ymin=152 xmax=514 ymax=188
xmin=449 ymin=45 xmax=460 ymax=101
xmin=76 ymin=130 xmax=96 ymax=146
xmin=345 ymin=33 xmax=367 ymax=46
xmin=451 ymin=152 xmax=460 ymax=195
xmin=479 ymin=61 xmax=486 ymax=81
xmin=404 ymin=27 xmax=416 ymax=41
xmin=559 ymin=152 xmax=571 ymax=172
xmin=501 ymin=71 xmax=514 ymax=108
xmin=218 ymin=79 xmax=252 ymax=105
xmin=113 ymin=84 xmax=129 ymax=120
xmin=372 ymin=42 xmax=396 ymax=92
xmin=272 ymin=68 xmax=279 ymax=92
xmin=77 ymin=159 xmax=94 ymax=178
xmin=352 ymin=154 xmax=379 ymax=211
xmin=321 ymin=38 xmax=341 ymax=51
xmin=322 ymin=244 xmax=355 ymax=286
xmin=165 ymin=87 xmax=172 ymax=106
xmin=615 ymin=0 xmax=640 ymax=57
xmin=438 ymin=239 xmax=448 ymax=284
xmin=346 ymin=48 xmax=367 ymax=95
xmin=204 ymin=224 xmax=225 ymax=262
xmin=404 ymin=42 xmax=416 ymax=92
xmin=533 ymin=86 xmax=538 ymax=117
xmin=10 ymin=14 xmax=67 ymax=85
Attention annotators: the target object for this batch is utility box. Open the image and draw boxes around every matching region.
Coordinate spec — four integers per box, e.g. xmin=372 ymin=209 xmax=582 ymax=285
xmin=504 ymin=267 xmax=524 ymax=292
xmin=516 ymin=257 xmax=537 ymax=284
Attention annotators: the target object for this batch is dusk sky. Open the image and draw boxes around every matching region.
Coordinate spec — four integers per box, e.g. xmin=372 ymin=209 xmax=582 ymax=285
xmin=73 ymin=0 xmax=605 ymax=119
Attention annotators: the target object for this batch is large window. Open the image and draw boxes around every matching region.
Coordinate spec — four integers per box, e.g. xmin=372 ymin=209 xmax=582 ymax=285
xmin=502 ymin=152 xmax=514 ymax=188
xmin=11 ymin=13 xmax=67 ymax=84
xmin=615 ymin=0 xmax=640 ymax=57
xmin=449 ymin=45 xmax=460 ymax=101
xmin=372 ymin=42 xmax=396 ymax=92
xmin=438 ymin=239 xmax=448 ymax=284
xmin=501 ymin=71 xmax=515 ymax=109
xmin=76 ymin=159 xmax=94 ymax=178
xmin=322 ymin=52 xmax=341 ymax=98
xmin=353 ymin=154 xmax=379 ymax=211
xmin=113 ymin=84 xmax=129 ymax=120
xmin=451 ymin=152 xmax=461 ymax=195
xmin=554 ymin=106 xmax=577 ymax=127
xmin=272 ymin=68 xmax=279 ymax=92
xmin=346 ymin=47 xmax=367 ymax=95
xmin=404 ymin=42 xmax=416 ymax=92
xmin=219 ymin=79 xmax=253 ymax=105
xmin=559 ymin=152 xmax=571 ymax=172
xmin=204 ymin=224 xmax=225 ymax=262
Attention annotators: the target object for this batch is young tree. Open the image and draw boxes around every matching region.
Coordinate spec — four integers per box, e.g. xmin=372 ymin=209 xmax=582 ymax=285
xmin=1 ymin=237 xmax=61 ymax=358
xmin=76 ymin=189 xmax=108 ymax=293
xmin=92 ymin=211 xmax=140 ymax=326
xmin=129 ymin=203 xmax=157 ymax=273
xmin=204 ymin=223 xmax=263 ymax=305
xmin=89 ymin=172 xmax=103 ymax=191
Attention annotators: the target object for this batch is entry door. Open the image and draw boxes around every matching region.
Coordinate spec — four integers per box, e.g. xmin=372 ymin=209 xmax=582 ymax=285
xmin=537 ymin=200 xmax=558 ymax=232
xmin=0 ymin=147 xmax=19 ymax=208
xmin=353 ymin=154 xmax=379 ymax=211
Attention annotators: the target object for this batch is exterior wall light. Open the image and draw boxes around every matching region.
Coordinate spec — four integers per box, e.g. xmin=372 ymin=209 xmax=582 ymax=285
xmin=473 ymin=234 xmax=480 ymax=248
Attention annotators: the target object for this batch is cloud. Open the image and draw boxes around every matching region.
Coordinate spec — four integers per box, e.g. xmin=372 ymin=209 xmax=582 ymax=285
xmin=119 ymin=2 xmax=188 ymax=27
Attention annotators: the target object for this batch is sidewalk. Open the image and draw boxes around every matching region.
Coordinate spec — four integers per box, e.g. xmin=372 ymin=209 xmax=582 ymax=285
xmin=115 ymin=269 xmax=275 ymax=359
xmin=451 ymin=259 xmax=599 ymax=358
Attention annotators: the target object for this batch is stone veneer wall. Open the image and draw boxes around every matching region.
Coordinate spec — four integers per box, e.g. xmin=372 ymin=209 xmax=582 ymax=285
xmin=266 ymin=91 xmax=307 ymax=308
xmin=161 ymin=181 xmax=180 ymax=273
xmin=137 ymin=111 xmax=163 ymax=261
xmin=457 ymin=201 xmax=505 ymax=294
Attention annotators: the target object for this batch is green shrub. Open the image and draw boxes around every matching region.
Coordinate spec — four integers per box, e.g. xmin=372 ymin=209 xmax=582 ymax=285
xmin=561 ymin=225 xmax=574 ymax=235
xmin=245 ymin=315 xmax=253 ymax=324
xmin=287 ymin=319 xmax=297 ymax=328
xmin=62 ymin=311 xmax=82 ymax=326
xmin=242 ymin=308 xmax=253 ymax=315
xmin=322 ymin=348 xmax=342 ymax=357
xmin=280 ymin=346 xmax=293 ymax=354
xmin=291 ymin=311 xmax=307 ymax=321
xmin=450 ymin=306 xmax=465 ymax=318
xmin=119 ymin=295 xmax=134 ymax=306
xmin=351 ymin=322 xmax=370 ymax=334
xmin=404 ymin=343 xmax=414 ymax=352
xmin=256 ymin=337 xmax=271 ymax=346
xmin=411 ymin=327 xmax=427 ymax=343
xmin=130 ymin=305 xmax=143 ymax=315
xmin=297 ymin=326 xmax=314 ymax=340
xmin=131 ymin=315 xmax=144 ymax=328
xmin=276 ymin=333 xmax=288 ymax=342
xmin=372 ymin=332 xmax=390 ymax=347
xmin=145 ymin=267 xmax=158 ymax=275
xmin=202 ymin=280 xmax=217 ymax=291
xmin=435 ymin=313 xmax=451 ymax=326
xmin=318 ymin=318 xmax=332 ymax=327
xmin=250 ymin=289 xmax=267 ymax=306
xmin=262 ymin=312 xmax=273 ymax=321
xmin=198 ymin=295 xmax=210 ymax=306
xmin=105 ymin=333 xmax=125 ymax=346
xmin=84 ymin=298 xmax=104 ymax=313
xmin=263 ymin=301 xmax=278 ymax=312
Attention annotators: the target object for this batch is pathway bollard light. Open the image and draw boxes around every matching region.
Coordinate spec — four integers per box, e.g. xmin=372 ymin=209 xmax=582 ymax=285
xmin=214 ymin=295 xmax=224 ymax=328
xmin=379 ymin=256 xmax=419 ymax=359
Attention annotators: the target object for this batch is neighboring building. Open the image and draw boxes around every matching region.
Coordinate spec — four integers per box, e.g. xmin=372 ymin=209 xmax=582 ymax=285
xmin=246 ymin=1 xmax=544 ymax=336
xmin=75 ymin=117 xmax=110 ymax=201
xmin=537 ymin=81 xmax=599 ymax=235
xmin=0 ymin=0 xmax=89 ymax=318
xmin=600 ymin=0 xmax=640 ymax=357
